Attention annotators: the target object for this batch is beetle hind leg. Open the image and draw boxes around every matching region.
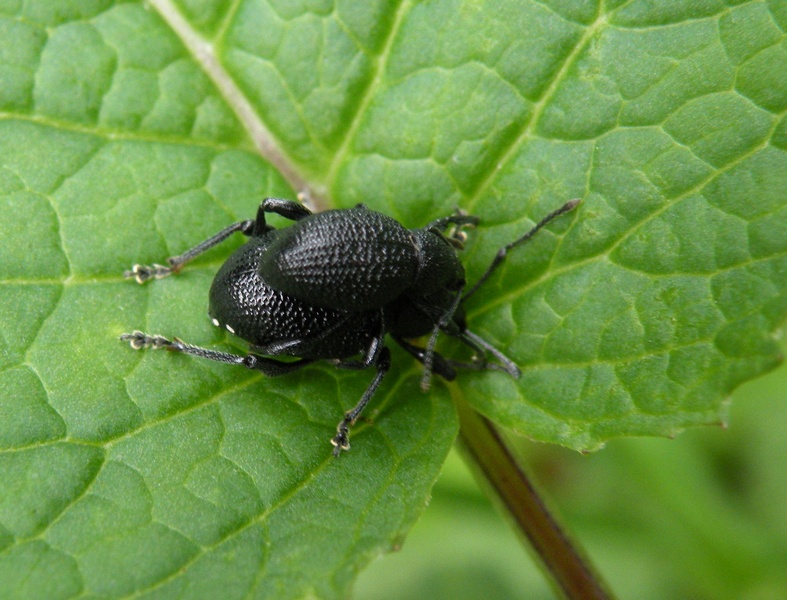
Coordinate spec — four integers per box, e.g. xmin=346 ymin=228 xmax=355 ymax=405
xmin=119 ymin=331 xmax=315 ymax=376
xmin=124 ymin=219 xmax=255 ymax=284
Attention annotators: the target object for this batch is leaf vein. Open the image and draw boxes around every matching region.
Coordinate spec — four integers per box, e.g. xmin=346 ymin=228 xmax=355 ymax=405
xmin=326 ymin=0 xmax=412 ymax=191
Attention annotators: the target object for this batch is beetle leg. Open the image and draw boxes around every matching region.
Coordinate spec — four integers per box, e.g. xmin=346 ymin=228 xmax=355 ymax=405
xmin=424 ymin=212 xmax=480 ymax=232
xmin=462 ymin=198 xmax=580 ymax=301
xmin=124 ymin=219 xmax=255 ymax=284
xmin=396 ymin=336 xmax=513 ymax=377
xmin=333 ymin=319 xmax=386 ymax=371
xmin=331 ymin=346 xmax=391 ymax=456
xmin=393 ymin=337 xmax=457 ymax=381
xmin=457 ymin=329 xmax=521 ymax=379
xmin=254 ymin=197 xmax=312 ymax=232
xmin=425 ymin=212 xmax=480 ymax=250
xmin=119 ymin=331 xmax=314 ymax=376
xmin=124 ymin=198 xmax=313 ymax=284
xmin=420 ymin=288 xmax=465 ymax=391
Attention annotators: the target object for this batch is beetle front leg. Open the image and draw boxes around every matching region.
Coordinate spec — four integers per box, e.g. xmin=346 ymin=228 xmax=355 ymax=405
xmin=120 ymin=331 xmax=314 ymax=376
xmin=125 ymin=219 xmax=255 ymax=284
xmin=331 ymin=346 xmax=391 ymax=456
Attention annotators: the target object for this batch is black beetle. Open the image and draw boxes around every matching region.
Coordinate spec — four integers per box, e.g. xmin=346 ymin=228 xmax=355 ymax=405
xmin=121 ymin=197 xmax=579 ymax=455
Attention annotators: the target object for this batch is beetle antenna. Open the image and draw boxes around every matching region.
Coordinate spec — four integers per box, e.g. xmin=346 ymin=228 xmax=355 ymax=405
xmin=462 ymin=198 xmax=580 ymax=301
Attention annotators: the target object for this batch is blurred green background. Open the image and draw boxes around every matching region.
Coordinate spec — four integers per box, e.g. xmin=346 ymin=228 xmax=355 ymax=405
xmin=356 ymin=339 xmax=787 ymax=599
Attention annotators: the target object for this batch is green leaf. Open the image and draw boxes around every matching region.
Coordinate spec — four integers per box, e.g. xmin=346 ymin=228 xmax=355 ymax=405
xmin=1 ymin=0 xmax=785 ymax=598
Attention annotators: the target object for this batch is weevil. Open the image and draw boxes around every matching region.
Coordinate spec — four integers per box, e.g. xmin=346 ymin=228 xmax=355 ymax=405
xmin=122 ymin=197 xmax=579 ymax=455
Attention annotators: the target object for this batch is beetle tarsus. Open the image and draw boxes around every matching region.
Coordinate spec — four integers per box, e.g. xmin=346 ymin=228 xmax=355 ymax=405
xmin=120 ymin=330 xmax=172 ymax=349
xmin=331 ymin=420 xmax=352 ymax=456
xmin=124 ymin=263 xmax=174 ymax=284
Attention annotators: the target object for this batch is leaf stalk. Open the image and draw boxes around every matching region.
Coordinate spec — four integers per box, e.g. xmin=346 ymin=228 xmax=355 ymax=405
xmin=454 ymin=397 xmax=613 ymax=600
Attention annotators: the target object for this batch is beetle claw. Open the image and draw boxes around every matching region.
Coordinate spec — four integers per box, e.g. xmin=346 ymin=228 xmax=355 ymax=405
xmin=124 ymin=263 xmax=173 ymax=284
xmin=120 ymin=331 xmax=171 ymax=350
xmin=331 ymin=430 xmax=350 ymax=457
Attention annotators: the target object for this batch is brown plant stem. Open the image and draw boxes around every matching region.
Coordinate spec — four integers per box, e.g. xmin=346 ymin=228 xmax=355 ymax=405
xmin=453 ymin=396 xmax=613 ymax=600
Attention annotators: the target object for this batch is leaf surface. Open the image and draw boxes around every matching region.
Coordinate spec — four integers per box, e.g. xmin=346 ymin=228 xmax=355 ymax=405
xmin=0 ymin=1 xmax=785 ymax=598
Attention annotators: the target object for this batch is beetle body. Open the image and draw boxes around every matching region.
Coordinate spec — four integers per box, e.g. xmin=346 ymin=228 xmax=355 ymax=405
xmin=208 ymin=204 xmax=464 ymax=360
xmin=122 ymin=197 xmax=579 ymax=455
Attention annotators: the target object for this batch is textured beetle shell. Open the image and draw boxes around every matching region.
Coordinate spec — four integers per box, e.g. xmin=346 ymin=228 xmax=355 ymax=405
xmin=209 ymin=236 xmax=380 ymax=359
xmin=259 ymin=206 xmax=418 ymax=311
